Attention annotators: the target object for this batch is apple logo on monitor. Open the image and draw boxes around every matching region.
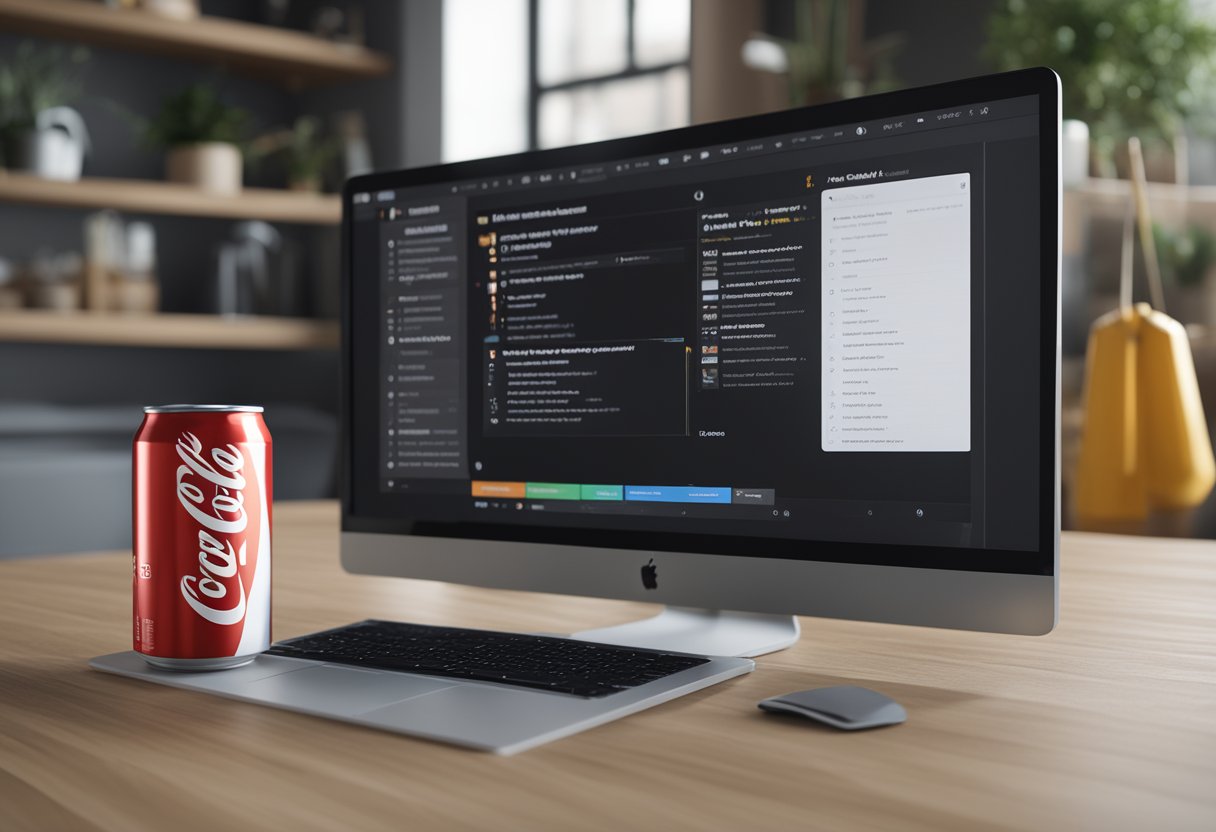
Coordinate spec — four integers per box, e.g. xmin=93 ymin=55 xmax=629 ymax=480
xmin=641 ymin=558 xmax=657 ymax=590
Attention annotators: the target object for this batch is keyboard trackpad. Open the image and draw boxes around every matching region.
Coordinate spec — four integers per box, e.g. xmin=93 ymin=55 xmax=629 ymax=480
xmin=360 ymin=683 xmax=597 ymax=751
xmin=238 ymin=664 xmax=456 ymax=717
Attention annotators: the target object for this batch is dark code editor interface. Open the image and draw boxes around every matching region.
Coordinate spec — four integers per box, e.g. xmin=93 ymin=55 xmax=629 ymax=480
xmin=350 ymin=94 xmax=1042 ymax=552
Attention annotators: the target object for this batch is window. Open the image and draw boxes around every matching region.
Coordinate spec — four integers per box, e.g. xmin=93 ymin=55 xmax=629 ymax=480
xmin=443 ymin=0 xmax=531 ymax=164
xmin=531 ymin=0 xmax=691 ymax=149
xmin=442 ymin=0 xmax=690 ymax=163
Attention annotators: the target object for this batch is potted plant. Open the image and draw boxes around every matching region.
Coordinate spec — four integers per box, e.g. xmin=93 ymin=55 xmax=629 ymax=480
xmin=1155 ymin=223 xmax=1216 ymax=325
xmin=249 ymin=116 xmax=339 ymax=193
xmin=145 ymin=83 xmax=247 ymax=194
xmin=0 ymin=42 xmax=91 ymax=180
xmin=986 ymin=0 xmax=1216 ymax=180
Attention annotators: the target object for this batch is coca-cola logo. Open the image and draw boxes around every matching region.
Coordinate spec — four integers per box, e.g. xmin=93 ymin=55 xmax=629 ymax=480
xmin=175 ymin=431 xmax=252 ymax=626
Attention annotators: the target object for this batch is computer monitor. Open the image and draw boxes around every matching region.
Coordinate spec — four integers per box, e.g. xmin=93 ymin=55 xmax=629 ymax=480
xmin=341 ymin=68 xmax=1060 ymax=657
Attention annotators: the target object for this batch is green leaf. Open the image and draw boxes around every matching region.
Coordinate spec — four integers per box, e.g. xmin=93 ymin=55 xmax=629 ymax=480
xmin=144 ymin=83 xmax=248 ymax=149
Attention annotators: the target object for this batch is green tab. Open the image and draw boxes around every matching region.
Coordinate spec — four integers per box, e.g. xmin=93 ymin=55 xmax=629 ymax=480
xmin=526 ymin=482 xmax=580 ymax=500
xmin=580 ymin=484 xmax=623 ymax=501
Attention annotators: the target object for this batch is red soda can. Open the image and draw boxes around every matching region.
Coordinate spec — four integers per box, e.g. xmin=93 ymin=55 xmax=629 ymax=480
xmin=133 ymin=405 xmax=272 ymax=670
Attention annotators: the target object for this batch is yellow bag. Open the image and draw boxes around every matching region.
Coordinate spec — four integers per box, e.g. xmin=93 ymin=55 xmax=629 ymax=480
xmin=1076 ymin=136 xmax=1215 ymax=522
xmin=1076 ymin=303 xmax=1215 ymax=520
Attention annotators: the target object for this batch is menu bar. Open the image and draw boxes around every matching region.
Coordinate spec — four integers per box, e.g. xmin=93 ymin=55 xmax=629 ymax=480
xmin=355 ymin=95 xmax=1038 ymax=207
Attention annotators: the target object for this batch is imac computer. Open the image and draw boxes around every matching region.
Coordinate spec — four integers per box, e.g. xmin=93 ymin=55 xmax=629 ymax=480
xmin=88 ymin=68 xmax=1061 ymax=755
xmin=342 ymin=67 xmax=1060 ymax=655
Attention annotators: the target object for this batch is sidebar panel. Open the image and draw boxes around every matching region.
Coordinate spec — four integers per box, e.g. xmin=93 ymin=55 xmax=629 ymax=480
xmin=380 ymin=198 xmax=468 ymax=485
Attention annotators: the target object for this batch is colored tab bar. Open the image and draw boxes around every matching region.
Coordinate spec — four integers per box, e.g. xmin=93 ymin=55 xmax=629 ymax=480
xmin=525 ymin=482 xmax=581 ymax=500
xmin=580 ymin=484 xmax=624 ymax=501
xmin=624 ymin=486 xmax=732 ymax=504
xmin=471 ymin=480 xmax=526 ymax=498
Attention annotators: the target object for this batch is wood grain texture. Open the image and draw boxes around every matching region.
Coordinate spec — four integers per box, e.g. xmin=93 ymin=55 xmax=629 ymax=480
xmin=0 ymin=0 xmax=391 ymax=87
xmin=1 ymin=502 xmax=1213 ymax=832
xmin=0 ymin=310 xmax=338 ymax=351
xmin=0 ymin=172 xmax=340 ymax=225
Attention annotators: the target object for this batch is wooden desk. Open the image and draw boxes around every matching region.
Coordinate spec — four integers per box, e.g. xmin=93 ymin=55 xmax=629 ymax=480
xmin=2 ymin=502 xmax=1213 ymax=831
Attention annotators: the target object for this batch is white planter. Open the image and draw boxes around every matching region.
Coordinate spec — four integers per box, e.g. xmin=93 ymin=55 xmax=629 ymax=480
xmin=141 ymin=0 xmax=199 ymax=20
xmin=166 ymin=142 xmax=242 ymax=194
xmin=1062 ymin=119 xmax=1089 ymax=186
xmin=10 ymin=107 xmax=90 ymax=181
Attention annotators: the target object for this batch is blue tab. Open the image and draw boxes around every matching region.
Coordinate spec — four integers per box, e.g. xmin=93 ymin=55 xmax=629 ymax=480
xmin=624 ymin=486 xmax=732 ymax=504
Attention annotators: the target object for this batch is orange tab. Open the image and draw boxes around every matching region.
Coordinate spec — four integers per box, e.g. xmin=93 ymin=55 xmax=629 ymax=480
xmin=471 ymin=480 xmax=526 ymax=498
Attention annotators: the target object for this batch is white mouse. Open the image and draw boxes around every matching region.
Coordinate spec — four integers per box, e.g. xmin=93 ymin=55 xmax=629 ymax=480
xmin=758 ymin=685 xmax=906 ymax=730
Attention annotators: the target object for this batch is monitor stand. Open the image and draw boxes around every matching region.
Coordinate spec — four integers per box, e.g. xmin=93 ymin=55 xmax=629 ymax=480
xmin=572 ymin=607 xmax=800 ymax=657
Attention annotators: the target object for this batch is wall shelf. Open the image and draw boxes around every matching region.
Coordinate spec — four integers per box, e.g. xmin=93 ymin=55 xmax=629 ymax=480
xmin=0 ymin=171 xmax=340 ymax=224
xmin=0 ymin=310 xmax=339 ymax=350
xmin=0 ymin=0 xmax=391 ymax=88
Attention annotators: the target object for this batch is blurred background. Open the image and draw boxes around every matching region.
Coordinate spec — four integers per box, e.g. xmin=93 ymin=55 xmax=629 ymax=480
xmin=3 ymin=0 xmax=1216 ymax=555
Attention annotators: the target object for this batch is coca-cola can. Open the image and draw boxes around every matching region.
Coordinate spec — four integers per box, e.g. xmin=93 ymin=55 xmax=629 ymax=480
xmin=133 ymin=405 xmax=272 ymax=670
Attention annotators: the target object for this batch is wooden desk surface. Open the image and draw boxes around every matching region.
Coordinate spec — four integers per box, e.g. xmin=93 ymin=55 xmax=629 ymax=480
xmin=1 ymin=502 xmax=1213 ymax=832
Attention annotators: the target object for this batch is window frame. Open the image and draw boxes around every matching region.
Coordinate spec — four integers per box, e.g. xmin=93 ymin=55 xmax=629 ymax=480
xmin=527 ymin=0 xmax=691 ymax=150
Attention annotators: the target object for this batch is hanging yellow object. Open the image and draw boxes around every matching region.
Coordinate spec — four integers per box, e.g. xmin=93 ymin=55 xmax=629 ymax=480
xmin=1076 ymin=303 xmax=1216 ymax=521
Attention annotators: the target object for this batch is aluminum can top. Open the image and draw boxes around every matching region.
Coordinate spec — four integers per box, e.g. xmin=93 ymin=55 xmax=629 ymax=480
xmin=143 ymin=404 xmax=264 ymax=414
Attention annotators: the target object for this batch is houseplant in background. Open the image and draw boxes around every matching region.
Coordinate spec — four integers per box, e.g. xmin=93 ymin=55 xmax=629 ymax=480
xmin=741 ymin=0 xmax=902 ymax=107
xmin=0 ymin=42 xmax=91 ymax=181
xmin=144 ymin=83 xmax=247 ymax=194
xmin=1155 ymin=223 xmax=1216 ymax=325
xmin=986 ymin=0 xmax=1216 ymax=180
xmin=249 ymin=116 xmax=339 ymax=193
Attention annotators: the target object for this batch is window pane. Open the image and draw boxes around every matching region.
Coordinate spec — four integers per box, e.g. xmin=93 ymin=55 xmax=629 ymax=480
xmin=443 ymin=0 xmax=530 ymax=162
xmin=538 ymin=67 xmax=689 ymax=149
xmin=538 ymin=0 xmax=628 ymax=86
xmin=633 ymin=0 xmax=690 ymax=67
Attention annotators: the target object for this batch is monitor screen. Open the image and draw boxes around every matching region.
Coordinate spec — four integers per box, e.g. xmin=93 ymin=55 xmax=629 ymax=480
xmin=345 ymin=74 xmax=1055 ymax=578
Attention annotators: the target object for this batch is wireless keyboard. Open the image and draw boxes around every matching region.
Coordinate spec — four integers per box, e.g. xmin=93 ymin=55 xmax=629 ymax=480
xmin=267 ymin=619 xmax=710 ymax=698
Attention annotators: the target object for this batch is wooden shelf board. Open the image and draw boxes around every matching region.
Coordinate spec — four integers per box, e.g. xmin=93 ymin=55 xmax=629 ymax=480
xmin=0 ymin=0 xmax=391 ymax=87
xmin=0 ymin=310 xmax=339 ymax=350
xmin=0 ymin=171 xmax=340 ymax=224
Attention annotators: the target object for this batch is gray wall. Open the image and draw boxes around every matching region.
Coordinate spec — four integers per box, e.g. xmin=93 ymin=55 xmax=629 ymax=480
xmin=0 ymin=30 xmax=305 ymax=308
xmin=0 ymin=2 xmax=442 ymax=553
xmin=0 ymin=1 xmax=445 ymax=311
xmin=0 ymin=343 xmax=338 ymax=410
xmin=301 ymin=0 xmax=444 ymax=171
